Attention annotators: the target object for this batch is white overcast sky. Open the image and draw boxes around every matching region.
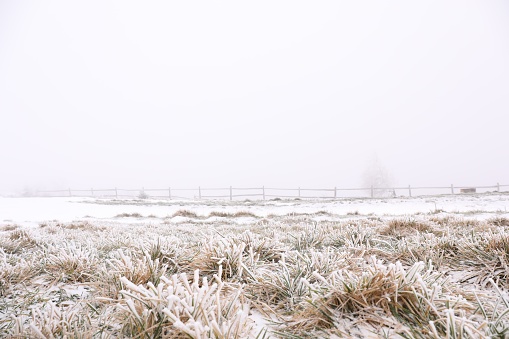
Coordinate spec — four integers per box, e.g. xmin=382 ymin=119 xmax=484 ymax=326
xmin=1 ymin=1 xmax=508 ymax=192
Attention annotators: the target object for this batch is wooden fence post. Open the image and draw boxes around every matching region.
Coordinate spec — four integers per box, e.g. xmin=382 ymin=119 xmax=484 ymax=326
xmin=198 ymin=186 xmax=202 ymax=200
xmin=408 ymin=185 xmax=412 ymax=197
xmin=334 ymin=187 xmax=337 ymax=199
xmin=451 ymin=184 xmax=454 ymax=195
xmin=497 ymin=182 xmax=500 ymax=192
xmin=169 ymin=187 xmax=172 ymax=200
xmin=230 ymin=186 xmax=233 ymax=201
xmin=370 ymin=185 xmax=374 ymax=198
xmin=115 ymin=187 xmax=118 ymax=199
xmin=262 ymin=186 xmax=265 ymax=200
xmin=298 ymin=187 xmax=301 ymax=198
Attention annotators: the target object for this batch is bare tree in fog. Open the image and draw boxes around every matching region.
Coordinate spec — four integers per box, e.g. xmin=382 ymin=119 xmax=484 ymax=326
xmin=363 ymin=156 xmax=394 ymax=197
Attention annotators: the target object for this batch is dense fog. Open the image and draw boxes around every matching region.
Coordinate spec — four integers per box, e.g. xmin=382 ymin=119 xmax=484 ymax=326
xmin=1 ymin=1 xmax=508 ymax=195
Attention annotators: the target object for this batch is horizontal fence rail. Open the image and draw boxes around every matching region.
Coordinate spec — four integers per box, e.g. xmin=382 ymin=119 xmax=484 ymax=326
xmin=27 ymin=183 xmax=508 ymax=201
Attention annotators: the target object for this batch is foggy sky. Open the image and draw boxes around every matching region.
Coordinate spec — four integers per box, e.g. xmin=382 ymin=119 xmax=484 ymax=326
xmin=1 ymin=1 xmax=508 ymax=193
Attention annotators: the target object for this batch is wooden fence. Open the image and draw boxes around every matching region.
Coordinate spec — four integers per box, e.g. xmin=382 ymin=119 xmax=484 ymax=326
xmin=34 ymin=183 xmax=508 ymax=200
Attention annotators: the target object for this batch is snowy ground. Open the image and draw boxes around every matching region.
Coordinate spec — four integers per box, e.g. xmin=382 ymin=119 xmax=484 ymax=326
xmin=2 ymin=193 xmax=509 ymax=337
xmin=2 ymin=193 xmax=509 ymax=225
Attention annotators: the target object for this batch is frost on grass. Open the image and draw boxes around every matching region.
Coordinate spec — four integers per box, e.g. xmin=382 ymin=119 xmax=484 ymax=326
xmin=114 ymin=269 xmax=252 ymax=338
xmin=2 ymin=209 xmax=509 ymax=337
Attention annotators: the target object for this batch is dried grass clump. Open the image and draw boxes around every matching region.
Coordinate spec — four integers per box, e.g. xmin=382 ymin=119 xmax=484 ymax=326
xmin=429 ymin=215 xmax=455 ymax=226
xmin=0 ymin=230 xmax=38 ymax=253
xmin=172 ymin=210 xmax=199 ymax=218
xmin=208 ymin=211 xmax=257 ymax=218
xmin=328 ymin=226 xmax=374 ymax=249
xmin=457 ymin=231 xmax=509 ymax=288
xmin=295 ymin=258 xmax=476 ymax=337
xmin=100 ymin=249 xmax=168 ymax=298
xmin=381 ymin=218 xmax=435 ymax=237
xmin=0 ymin=250 xmax=39 ymax=293
xmin=451 ymin=219 xmax=484 ymax=229
xmin=112 ymin=269 xmax=253 ymax=338
xmin=433 ymin=235 xmax=461 ymax=254
xmin=405 ymin=235 xmax=462 ymax=268
xmin=96 ymin=234 xmax=138 ymax=254
xmin=460 ymin=232 xmax=509 ymax=288
xmin=234 ymin=231 xmax=286 ymax=263
xmin=248 ymin=249 xmax=354 ymax=314
xmin=143 ymin=238 xmax=189 ymax=275
xmin=484 ymin=232 xmax=509 ymax=254
xmin=116 ymin=212 xmax=143 ymax=218
xmin=0 ymin=224 xmax=19 ymax=231
xmin=64 ymin=221 xmax=106 ymax=231
xmin=190 ymin=239 xmax=257 ymax=282
xmin=394 ymin=241 xmax=450 ymax=269
xmin=9 ymin=229 xmax=32 ymax=240
xmin=429 ymin=216 xmax=494 ymax=235
xmin=488 ymin=217 xmax=509 ymax=227
xmin=232 ymin=211 xmax=257 ymax=218
xmin=430 ymin=216 xmax=483 ymax=229
xmin=209 ymin=211 xmax=231 ymax=218
xmin=290 ymin=225 xmax=329 ymax=251
xmin=247 ymin=259 xmax=308 ymax=313
xmin=289 ymin=248 xmax=351 ymax=283
xmin=44 ymin=242 xmax=99 ymax=283
xmin=10 ymin=302 xmax=97 ymax=338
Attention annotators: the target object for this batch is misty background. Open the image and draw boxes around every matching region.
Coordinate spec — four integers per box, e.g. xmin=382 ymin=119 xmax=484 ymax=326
xmin=1 ymin=1 xmax=508 ymax=194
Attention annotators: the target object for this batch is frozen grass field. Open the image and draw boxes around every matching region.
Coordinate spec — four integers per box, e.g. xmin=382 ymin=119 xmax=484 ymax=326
xmin=2 ymin=194 xmax=509 ymax=338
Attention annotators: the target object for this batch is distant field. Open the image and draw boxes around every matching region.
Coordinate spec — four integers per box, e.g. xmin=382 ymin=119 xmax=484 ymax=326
xmin=2 ymin=195 xmax=509 ymax=338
